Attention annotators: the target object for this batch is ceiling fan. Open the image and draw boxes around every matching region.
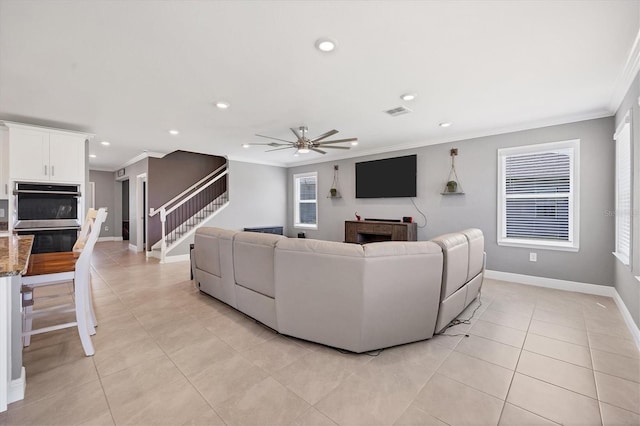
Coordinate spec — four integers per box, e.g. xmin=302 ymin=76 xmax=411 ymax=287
xmin=244 ymin=126 xmax=358 ymax=155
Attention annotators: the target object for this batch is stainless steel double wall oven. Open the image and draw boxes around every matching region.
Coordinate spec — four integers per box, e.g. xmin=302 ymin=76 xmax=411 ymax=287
xmin=13 ymin=182 xmax=81 ymax=253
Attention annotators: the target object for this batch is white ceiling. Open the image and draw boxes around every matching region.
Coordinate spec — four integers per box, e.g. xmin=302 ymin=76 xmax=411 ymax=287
xmin=1 ymin=0 xmax=639 ymax=170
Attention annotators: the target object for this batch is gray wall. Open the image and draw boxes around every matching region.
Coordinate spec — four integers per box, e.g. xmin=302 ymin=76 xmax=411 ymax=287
xmin=288 ymin=117 xmax=615 ymax=287
xmin=89 ymin=170 xmax=116 ymax=238
xmin=614 ymin=72 xmax=640 ymax=328
xmin=172 ymin=160 xmax=287 ymax=255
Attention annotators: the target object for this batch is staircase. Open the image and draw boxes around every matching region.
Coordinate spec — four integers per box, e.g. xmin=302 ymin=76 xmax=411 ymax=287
xmin=150 ymin=164 xmax=229 ymax=262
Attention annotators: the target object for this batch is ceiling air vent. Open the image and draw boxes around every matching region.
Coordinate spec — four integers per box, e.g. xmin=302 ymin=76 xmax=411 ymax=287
xmin=384 ymin=106 xmax=413 ymax=117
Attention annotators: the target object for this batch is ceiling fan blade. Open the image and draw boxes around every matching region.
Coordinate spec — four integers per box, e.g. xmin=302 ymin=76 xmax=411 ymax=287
xmin=318 ymin=138 xmax=358 ymax=145
xmin=290 ymin=127 xmax=304 ymax=142
xmin=247 ymin=142 xmax=287 ymax=147
xmin=319 ymin=145 xmax=350 ymax=150
xmin=266 ymin=146 xmax=295 ymax=152
xmin=255 ymin=134 xmax=295 ymax=144
xmin=311 ymin=129 xmax=338 ymax=143
xmin=311 ymin=148 xmax=327 ymax=154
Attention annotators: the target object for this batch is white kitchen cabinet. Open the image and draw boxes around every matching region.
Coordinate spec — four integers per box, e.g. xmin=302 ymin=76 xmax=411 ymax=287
xmin=0 ymin=129 xmax=9 ymax=198
xmin=5 ymin=123 xmax=91 ymax=183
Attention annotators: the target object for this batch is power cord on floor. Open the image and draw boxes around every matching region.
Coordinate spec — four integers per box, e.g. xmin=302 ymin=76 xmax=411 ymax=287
xmin=435 ymin=293 xmax=483 ymax=337
xmin=335 ymin=347 xmax=384 ymax=357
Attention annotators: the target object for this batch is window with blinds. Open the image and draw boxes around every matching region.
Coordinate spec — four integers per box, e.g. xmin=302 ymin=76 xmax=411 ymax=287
xmin=498 ymin=140 xmax=580 ymax=251
xmin=615 ymin=118 xmax=631 ymax=266
xmin=294 ymin=172 xmax=318 ymax=229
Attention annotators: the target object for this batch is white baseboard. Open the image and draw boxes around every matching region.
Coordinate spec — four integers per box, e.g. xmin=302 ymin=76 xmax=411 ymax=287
xmin=128 ymin=243 xmax=138 ymax=252
xmin=485 ymin=270 xmax=640 ymax=349
xmin=7 ymin=367 xmax=25 ymax=404
xmin=612 ymin=291 xmax=640 ymax=350
xmin=485 ymin=270 xmax=616 ymax=297
xmin=97 ymin=236 xmax=124 ymax=242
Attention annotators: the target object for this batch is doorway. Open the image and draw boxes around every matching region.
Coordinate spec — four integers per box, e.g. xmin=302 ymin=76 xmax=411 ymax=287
xmin=135 ymin=173 xmax=147 ymax=251
xmin=122 ymin=179 xmax=129 ymax=240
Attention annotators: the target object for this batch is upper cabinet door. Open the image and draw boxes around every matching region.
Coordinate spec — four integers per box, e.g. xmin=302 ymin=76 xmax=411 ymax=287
xmin=9 ymin=128 xmax=49 ymax=181
xmin=49 ymin=133 xmax=85 ymax=183
xmin=0 ymin=129 xmax=9 ymax=198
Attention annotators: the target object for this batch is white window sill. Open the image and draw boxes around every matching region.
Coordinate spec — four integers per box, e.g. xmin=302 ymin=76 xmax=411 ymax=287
xmin=612 ymin=251 xmax=630 ymax=267
xmin=294 ymin=224 xmax=318 ymax=230
xmin=498 ymin=239 xmax=578 ymax=252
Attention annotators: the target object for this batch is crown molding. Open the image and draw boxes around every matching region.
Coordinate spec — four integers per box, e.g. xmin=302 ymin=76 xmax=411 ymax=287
xmin=609 ymin=27 xmax=640 ymax=112
xmin=1 ymin=120 xmax=95 ymax=139
xmin=284 ymin=110 xmax=612 ymax=168
xmin=88 ymin=167 xmax=115 ymax=173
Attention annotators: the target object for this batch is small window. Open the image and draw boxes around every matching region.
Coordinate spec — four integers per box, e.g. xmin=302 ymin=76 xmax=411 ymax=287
xmin=294 ymin=172 xmax=317 ymax=229
xmin=498 ymin=140 xmax=580 ymax=251
xmin=615 ymin=115 xmax=632 ymax=266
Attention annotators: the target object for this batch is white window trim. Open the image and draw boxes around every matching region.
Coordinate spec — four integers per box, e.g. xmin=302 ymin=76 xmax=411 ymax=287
xmin=497 ymin=139 xmax=580 ymax=252
xmin=293 ymin=171 xmax=318 ymax=230
xmin=614 ymin=112 xmax=632 ymax=267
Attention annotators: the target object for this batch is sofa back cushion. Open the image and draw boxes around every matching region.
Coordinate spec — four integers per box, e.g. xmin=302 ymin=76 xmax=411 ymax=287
xmin=234 ymin=231 xmax=286 ymax=298
xmin=194 ymin=227 xmax=237 ymax=277
xmin=461 ymin=228 xmax=484 ymax=281
xmin=431 ymin=232 xmax=469 ymax=301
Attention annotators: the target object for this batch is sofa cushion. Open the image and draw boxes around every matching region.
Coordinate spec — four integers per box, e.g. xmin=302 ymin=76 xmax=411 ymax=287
xmin=233 ymin=231 xmax=285 ymax=298
xmin=431 ymin=232 xmax=469 ymax=301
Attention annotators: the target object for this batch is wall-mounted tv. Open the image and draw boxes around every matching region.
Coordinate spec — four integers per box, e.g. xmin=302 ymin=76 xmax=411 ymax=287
xmin=355 ymin=154 xmax=417 ymax=198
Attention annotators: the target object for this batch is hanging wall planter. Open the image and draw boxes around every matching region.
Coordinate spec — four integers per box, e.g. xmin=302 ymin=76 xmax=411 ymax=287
xmin=328 ymin=165 xmax=342 ymax=198
xmin=441 ymin=148 xmax=465 ymax=195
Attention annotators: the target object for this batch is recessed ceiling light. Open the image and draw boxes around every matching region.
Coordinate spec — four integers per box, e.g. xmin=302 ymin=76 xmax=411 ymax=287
xmin=439 ymin=122 xmax=452 ymax=128
xmin=293 ymin=152 xmax=300 ymax=157
xmin=351 ymin=141 xmax=359 ymax=146
xmin=242 ymin=143 xmax=250 ymax=148
xmin=401 ymin=93 xmax=416 ymax=101
xmin=89 ymin=154 xmax=97 ymax=158
xmin=101 ymin=141 xmax=110 ymax=146
xmin=215 ymin=101 xmax=230 ymax=109
xmin=168 ymin=129 xmax=179 ymax=135
xmin=315 ymin=38 xmax=336 ymax=52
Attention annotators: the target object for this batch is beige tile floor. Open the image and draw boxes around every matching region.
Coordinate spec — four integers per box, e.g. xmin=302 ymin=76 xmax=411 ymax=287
xmin=1 ymin=241 xmax=639 ymax=425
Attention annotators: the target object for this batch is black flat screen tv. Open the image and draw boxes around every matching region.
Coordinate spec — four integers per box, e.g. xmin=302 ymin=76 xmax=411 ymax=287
xmin=355 ymin=154 xmax=417 ymax=198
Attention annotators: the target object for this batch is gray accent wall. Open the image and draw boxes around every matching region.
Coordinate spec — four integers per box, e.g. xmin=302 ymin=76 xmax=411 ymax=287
xmin=172 ymin=160 xmax=287 ymax=256
xmin=89 ymin=170 xmax=116 ymax=238
xmin=615 ymin=72 xmax=640 ymax=328
xmin=287 ymin=117 xmax=615 ymax=287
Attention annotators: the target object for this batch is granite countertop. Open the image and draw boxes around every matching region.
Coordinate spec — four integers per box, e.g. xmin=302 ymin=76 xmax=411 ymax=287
xmin=0 ymin=235 xmax=34 ymax=277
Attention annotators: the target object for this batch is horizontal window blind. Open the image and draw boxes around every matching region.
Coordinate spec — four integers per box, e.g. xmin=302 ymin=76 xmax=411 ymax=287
xmin=615 ymin=121 xmax=631 ymax=265
xmin=504 ymin=150 xmax=572 ymax=241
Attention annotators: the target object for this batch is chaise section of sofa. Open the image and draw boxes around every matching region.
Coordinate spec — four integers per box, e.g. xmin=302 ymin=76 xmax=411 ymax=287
xmin=233 ymin=231 xmax=286 ymax=330
xmin=431 ymin=228 xmax=485 ymax=333
xmin=274 ymin=239 xmax=443 ymax=353
xmin=193 ymin=227 xmax=239 ymax=308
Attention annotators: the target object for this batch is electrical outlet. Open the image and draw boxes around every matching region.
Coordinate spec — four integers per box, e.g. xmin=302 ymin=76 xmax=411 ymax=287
xmin=529 ymin=252 xmax=537 ymax=262
xmin=104 ymin=225 xmax=109 ymax=231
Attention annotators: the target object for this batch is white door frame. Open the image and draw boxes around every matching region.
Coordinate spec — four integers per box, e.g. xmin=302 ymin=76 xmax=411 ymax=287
xmin=135 ymin=173 xmax=147 ymax=252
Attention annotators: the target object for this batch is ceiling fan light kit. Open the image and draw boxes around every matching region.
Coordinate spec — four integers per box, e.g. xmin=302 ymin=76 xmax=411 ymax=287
xmin=247 ymin=126 xmax=357 ymax=155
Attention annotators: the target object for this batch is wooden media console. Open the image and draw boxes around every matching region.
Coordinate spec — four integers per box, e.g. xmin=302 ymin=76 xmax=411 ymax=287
xmin=344 ymin=220 xmax=417 ymax=244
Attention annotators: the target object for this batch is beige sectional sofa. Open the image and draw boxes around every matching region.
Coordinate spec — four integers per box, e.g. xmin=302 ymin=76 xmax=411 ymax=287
xmin=193 ymin=227 xmax=484 ymax=353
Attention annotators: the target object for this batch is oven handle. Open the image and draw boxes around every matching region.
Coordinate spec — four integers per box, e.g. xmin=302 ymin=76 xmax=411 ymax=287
xmin=13 ymin=190 xmax=81 ymax=196
xmin=15 ymin=227 xmax=80 ymax=232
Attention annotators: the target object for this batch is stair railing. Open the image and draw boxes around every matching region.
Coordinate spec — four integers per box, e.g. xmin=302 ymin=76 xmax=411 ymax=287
xmin=150 ymin=164 xmax=228 ymax=262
